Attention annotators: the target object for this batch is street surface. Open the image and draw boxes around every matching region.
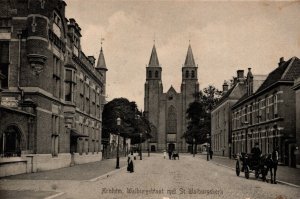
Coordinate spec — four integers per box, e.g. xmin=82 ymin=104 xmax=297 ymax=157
xmin=0 ymin=154 xmax=299 ymax=199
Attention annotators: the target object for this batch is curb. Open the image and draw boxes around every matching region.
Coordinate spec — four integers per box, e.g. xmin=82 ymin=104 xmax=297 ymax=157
xmin=44 ymin=191 xmax=65 ymax=199
xmin=88 ymin=165 xmax=127 ymax=182
xmin=211 ymin=161 xmax=300 ymax=188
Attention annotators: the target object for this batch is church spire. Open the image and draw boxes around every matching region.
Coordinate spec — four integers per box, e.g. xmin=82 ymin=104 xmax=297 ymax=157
xmin=96 ymin=46 xmax=107 ymax=71
xmin=184 ymin=44 xmax=196 ymax=67
xmin=148 ymin=44 xmax=160 ymax=67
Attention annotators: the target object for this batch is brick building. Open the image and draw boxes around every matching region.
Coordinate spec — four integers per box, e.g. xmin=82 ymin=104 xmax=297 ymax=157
xmin=0 ymin=0 xmax=107 ymax=176
xmin=292 ymin=77 xmax=300 ymax=168
xmin=231 ymin=57 xmax=300 ymax=166
xmin=211 ymin=70 xmax=247 ymax=157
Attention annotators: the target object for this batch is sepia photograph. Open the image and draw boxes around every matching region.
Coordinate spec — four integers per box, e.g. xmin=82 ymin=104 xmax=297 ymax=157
xmin=0 ymin=0 xmax=299 ymax=198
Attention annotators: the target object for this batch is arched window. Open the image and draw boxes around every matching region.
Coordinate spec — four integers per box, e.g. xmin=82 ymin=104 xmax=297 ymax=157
xmin=148 ymin=70 xmax=152 ymax=78
xmin=0 ymin=126 xmax=22 ymax=157
xmin=155 ymin=71 xmax=158 ymax=78
xmin=185 ymin=70 xmax=189 ymax=78
xmin=191 ymin=70 xmax=195 ymax=78
xmin=167 ymin=106 xmax=177 ymax=133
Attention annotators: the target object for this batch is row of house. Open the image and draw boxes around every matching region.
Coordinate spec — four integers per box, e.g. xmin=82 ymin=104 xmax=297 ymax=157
xmin=211 ymin=57 xmax=300 ymax=168
xmin=0 ymin=0 xmax=107 ymax=177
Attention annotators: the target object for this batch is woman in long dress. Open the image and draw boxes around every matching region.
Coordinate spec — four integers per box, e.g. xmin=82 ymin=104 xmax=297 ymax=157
xmin=127 ymin=151 xmax=134 ymax=173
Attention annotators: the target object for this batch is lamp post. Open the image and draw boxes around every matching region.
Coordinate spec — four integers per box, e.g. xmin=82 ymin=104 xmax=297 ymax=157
xmin=229 ymin=143 xmax=232 ymax=159
xmin=139 ymin=133 xmax=142 ymax=160
xmin=207 ymin=133 xmax=210 ymax=161
xmin=146 ymin=131 xmax=150 ymax=157
xmin=193 ymin=137 xmax=196 ymax=157
xmin=116 ymin=117 xmax=121 ymax=169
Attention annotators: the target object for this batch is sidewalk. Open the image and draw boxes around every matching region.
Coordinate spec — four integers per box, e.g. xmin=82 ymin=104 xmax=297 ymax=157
xmin=199 ymin=154 xmax=300 ymax=187
xmin=2 ymin=157 xmax=127 ymax=181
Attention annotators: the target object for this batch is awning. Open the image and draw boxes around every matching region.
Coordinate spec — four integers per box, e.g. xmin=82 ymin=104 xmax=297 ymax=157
xmin=70 ymin=129 xmax=89 ymax=138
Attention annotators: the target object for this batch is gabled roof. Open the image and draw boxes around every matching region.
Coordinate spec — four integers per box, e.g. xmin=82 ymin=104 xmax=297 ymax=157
xmin=148 ymin=45 xmax=160 ymax=67
xmin=232 ymin=57 xmax=300 ymax=109
xmin=256 ymin=57 xmax=299 ymax=93
xmin=184 ymin=44 xmax=196 ymax=67
xmin=167 ymin=85 xmax=177 ymax=94
xmin=96 ymin=47 xmax=107 ymax=71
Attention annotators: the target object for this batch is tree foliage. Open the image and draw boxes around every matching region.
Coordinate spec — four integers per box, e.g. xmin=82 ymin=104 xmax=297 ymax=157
xmin=184 ymin=85 xmax=222 ymax=144
xmin=102 ymin=98 xmax=152 ymax=145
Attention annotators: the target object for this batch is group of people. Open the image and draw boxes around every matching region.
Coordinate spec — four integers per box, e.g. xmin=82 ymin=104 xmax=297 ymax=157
xmin=163 ymin=150 xmax=179 ymax=160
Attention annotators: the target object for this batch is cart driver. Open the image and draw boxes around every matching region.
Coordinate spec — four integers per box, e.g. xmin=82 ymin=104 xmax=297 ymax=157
xmin=251 ymin=142 xmax=261 ymax=163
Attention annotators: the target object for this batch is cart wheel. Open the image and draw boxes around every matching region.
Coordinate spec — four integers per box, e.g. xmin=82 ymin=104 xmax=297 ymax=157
xmin=255 ymin=169 xmax=259 ymax=179
xmin=236 ymin=161 xmax=240 ymax=176
xmin=245 ymin=166 xmax=250 ymax=179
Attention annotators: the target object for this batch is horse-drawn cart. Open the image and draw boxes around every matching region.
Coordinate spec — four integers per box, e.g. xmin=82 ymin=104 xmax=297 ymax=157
xmin=235 ymin=153 xmax=267 ymax=180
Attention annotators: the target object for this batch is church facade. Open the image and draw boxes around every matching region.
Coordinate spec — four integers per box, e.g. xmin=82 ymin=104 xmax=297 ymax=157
xmin=144 ymin=44 xmax=199 ymax=152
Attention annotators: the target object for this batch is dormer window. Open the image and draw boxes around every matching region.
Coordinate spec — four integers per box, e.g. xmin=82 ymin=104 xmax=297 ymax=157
xmin=53 ymin=12 xmax=62 ymax=37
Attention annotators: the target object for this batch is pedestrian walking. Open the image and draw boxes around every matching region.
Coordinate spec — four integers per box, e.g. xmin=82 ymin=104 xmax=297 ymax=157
xmin=209 ymin=149 xmax=213 ymax=159
xmin=127 ymin=151 xmax=134 ymax=173
xmin=168 ymin=149 xmax=172 ymax=160
xmin=163 ymin=150 xmax=166 ymax=159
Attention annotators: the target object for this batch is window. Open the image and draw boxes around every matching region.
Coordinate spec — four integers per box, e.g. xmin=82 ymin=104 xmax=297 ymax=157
xmin=249 ymin=104 xmax=253 ymax=125
xmin=53 ymin=12 xmax=62 ymax=37
xmin=266 ymin=96 xmax=270 ymax=120
xmin=185 ymin=70 xmax=189 ymax=78
xmin=65 ymin=69 xmax=75 ymax=102
xmin=0 ymin=41 xmax=9 ymax=88
xmin=155 ymin=70 xmax=158 ymax=78
xmin=191 ymin=70 xmax=195 ymax=78
xmin=244 ymin=105 xmax=248 ymax=122
xmin=148 ymin=70 xmax=152 ymax=78
xmin=274 ymin=94 xmax=278 ymax=117
xmin=0 ymin=126 xmax=21 ymax=157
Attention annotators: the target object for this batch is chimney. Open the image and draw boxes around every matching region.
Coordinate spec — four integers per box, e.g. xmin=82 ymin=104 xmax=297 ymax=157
xmin=88 ymin=56 xmax=96 ymax=66
xmin=278 ymin=57 xmax=285 ymax=67
xmin=237 ymin=70 xmax=244 ymax=81
xmin=247 ymin=68 xmax=253 ymax=78
xmin=233 ymin=77 xmax=238 ymax=85
xmin=222 ymin=80 xmax=229 ymax=93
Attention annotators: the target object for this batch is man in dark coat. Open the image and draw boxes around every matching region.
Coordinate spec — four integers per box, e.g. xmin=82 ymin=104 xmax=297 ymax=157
xmin=251 ymin=142 xmax=261 ymax=164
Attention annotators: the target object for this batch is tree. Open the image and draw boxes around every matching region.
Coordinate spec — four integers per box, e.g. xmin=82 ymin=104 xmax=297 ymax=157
xmin=184 ymin=85 xmax=222 ymax=146
xmin=102 ymin=98 xmax=152 ymax=145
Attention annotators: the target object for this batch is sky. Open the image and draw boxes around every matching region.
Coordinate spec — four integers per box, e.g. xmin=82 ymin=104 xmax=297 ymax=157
xmin=65 ymin=0 xmax=300 ymax=109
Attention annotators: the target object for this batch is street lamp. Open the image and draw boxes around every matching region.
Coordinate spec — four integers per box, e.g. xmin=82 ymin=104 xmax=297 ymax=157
xmin=146 ymin=131 xmax=150 ymax=157
xmin=116 ymin=117 xmax=121 ymax=169
xmin=140 ymin=133 xmax=142 ymax=160
xmin=207 ymin=133 xmax=210 ymax=161
xmin=193 ymin=137 xmax=196 ymax=157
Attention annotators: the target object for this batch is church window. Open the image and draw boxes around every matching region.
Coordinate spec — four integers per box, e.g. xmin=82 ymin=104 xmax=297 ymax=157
xmin=167 ymin=106 xmax=177 ymax=133
xmin=185 ymin=70 xmax=189 ymax=78
xmin=148 ymin=70 xmax=152 ymax=78
xmin=155 ymin=70 xmax=158 ymax=78
xmin=191 ymin=70 xmax=195 ymax=78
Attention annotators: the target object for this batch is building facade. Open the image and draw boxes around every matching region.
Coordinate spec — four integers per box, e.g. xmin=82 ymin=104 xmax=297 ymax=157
xmin=231 ymin=57 xmax=300 ymax=166
xmin=0 ymin=0 xmax=107 ymax=176
xmin=144 ymin=44 xmax=199 ymax=152
xmin=211 ymin=70 xmax=247 ymax=157
xmin=292 ymin=77 xmax=300 ymax=168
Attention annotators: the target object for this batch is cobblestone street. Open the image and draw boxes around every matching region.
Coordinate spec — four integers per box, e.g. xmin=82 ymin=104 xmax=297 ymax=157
xmin=1 ymin=154 xmax=299 ymax=199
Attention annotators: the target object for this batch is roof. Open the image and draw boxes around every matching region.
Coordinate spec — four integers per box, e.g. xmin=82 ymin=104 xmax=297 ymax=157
xmin=148 ymin=45 xmax=160 ymax=67
xmin=233 ymin=57 xmax=300 ymax=109
xmin=256 ymin=57 xmax=300 ymax=93
xmin=184 ymin=44 xmax=196 ymax=67
xmin=96 ymin=47 xmax=107 ymax=70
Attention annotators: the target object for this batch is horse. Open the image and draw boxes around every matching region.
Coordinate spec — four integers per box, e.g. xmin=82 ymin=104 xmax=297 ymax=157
xmin=262 ymin=153 xmax=278 ymax=184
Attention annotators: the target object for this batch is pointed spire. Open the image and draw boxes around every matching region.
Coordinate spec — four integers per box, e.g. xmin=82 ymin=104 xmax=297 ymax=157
xmin=148 ymin=44 xmax=160 ymax=67
xmin=96 ymin=46 xmax=107 ymax=71
xmin=184 ymin=44 xmax=196 ymax=67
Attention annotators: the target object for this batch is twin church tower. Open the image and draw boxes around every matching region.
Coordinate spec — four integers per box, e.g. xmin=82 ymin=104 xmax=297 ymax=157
xmin=144 ymin=44 xmax=199 ymax=152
